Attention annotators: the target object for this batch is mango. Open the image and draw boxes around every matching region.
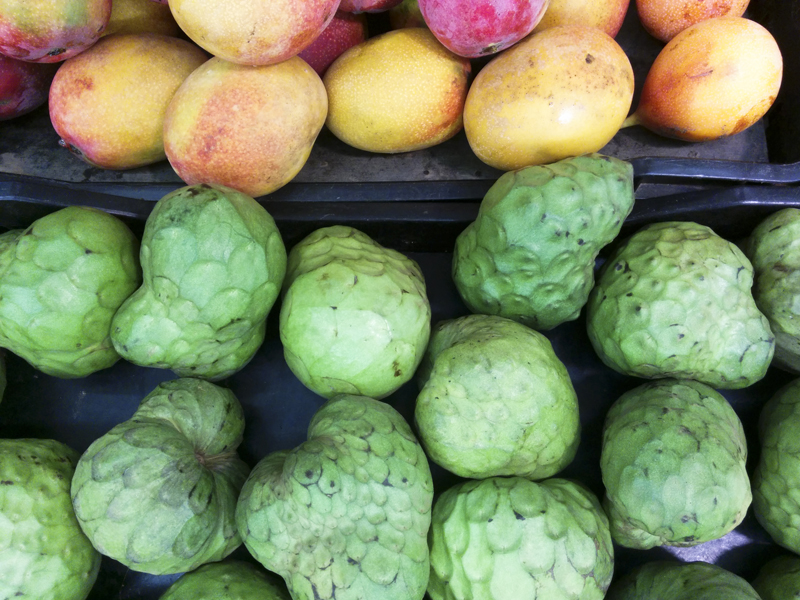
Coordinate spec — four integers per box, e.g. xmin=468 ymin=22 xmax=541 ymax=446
xmin=323 ymin=28 xmax=471 ymax=153
xmin=298 ymin=10 xmax=368 ymax=76
xmin=163 ymin=56 xmax=328 ymax=198
xmin=169 ymin=0 xmax=340 ymax=66
xmin=533 ymin=0 xmax=630 ymax=38
xmin=339 ymin=0 xmax=404 ymax=12
xmin=636 ymin=0 xmax=749 ymax=42
xmin=389 ymin=0 xmax=426 ymax=28
xmin=419 ymin=0 xmax=550 ymax=58
xmin=0 ymin=54 xmax=58 ymax=120
xmin=48 ymin=33 xmax=208 ymax=169
xmin=624 ymin=17 xmax=783 ymax=142
xmin=464 ymin=24 xmax=633 ymax=171
xmin=102 ymin=0 xmax=179 ymax=38
xmin=0 ymin=0 xmax=111 ymax=62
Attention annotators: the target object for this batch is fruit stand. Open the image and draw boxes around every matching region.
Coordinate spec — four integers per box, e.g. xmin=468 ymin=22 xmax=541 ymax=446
xmin=2 ymin=0 xmax=800 ymax=598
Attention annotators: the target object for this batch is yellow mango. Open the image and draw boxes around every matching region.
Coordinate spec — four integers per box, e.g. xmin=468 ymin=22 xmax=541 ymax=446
xmin=48 ymin=33 xmax=208 ymax=169
xmin=102 ymin=0 xmax=180 ymax=38
xmin=323 ymin=28 xmax=471 ymax=153
xmin=624 ymin=17 xmax=783 ymax=142
xmin=463 ymin=25 xmax=633 ymax=171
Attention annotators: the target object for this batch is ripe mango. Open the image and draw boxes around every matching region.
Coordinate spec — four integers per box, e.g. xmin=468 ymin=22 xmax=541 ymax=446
xmin=636 ymin=0 xmax=749 ymax=42
xmin=48 ymin=33 xmax=208 ymax=169
xmin=624 ymin=17 xmax=783 ymax=142
xmin=323 ymin=28 xmax=471 ymax=153
xmin=102 ymin=0 xmax=179 ymax=38
xmin=464 ymin=24 xmax=633 ymax=171
xmin=163 ymin=56 xmax=328 ymax=197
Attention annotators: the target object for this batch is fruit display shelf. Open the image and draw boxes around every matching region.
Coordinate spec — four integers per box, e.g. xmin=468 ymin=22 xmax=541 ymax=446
xmin=0 ymin=182 xmax=799 ymax=598
xmin=2 ymin=0 xmax=800 ymax=205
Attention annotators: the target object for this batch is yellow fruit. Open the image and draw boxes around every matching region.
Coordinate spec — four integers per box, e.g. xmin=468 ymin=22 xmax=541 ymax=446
xmin=533 ymin=0 xmax=630 ymax=38
xmin=624 ymin=17 xmax=783 ymax=142
xmin=48 ymin=33 xmax=208 ymax=169
xmin=163 ymin=56 xmax=328 ymax=197
xmin=323 ymin=28 xmax=471 ymax=153
xmin=464 ymin=25 xmax=633 ymax=171
xmin=102 ymin=0 xmax=180 ymax=38
xmin=636 ymin=0 xmax=749 ymax=42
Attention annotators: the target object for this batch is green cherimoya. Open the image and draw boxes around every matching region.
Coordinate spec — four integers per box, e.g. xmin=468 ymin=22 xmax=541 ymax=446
xmin=236 ymin=394 xmax=434 ymax=600
xmin=279 ymin=226 xmax=431 ymax=399
xmin=415 ymin=314 xmax=580 ymax=479
xmin=587 ymin=221 xmax=774 ymax=389
xmin=111 ymin=183 xmax=287 ymax=381
xmin=0 ymin=438 xmax=101 ymax=600
xmin=605 ymin=561 xmax=761 ymax=600
xmin=159 ymin=560 xmax=291 ymax=600
xmin=600 ymin=379 xmax=751 ymax=549
xmin=752 ymin=377 xmax=800 ymax=554
xmin=428 ymin=477 xmax=614 ymax=600
xmin=452 ymin=153 xmax=634 ymax=330
xmin=742 ymin=208 xmax=800 ymax=373
xmin=71 ymin=378 xmax=249 ymax=575
xmin=751 ymin=555 xmax=800 ymax=600
xmin=0 ymin=207 xmax=141 ymax=378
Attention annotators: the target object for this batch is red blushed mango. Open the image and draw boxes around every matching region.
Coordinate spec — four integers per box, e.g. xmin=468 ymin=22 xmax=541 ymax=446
xmin=168 ymin=0 xmax=340 ymax=66
xmin=163 ymin=56 xmax=328 ymax=198
xmin=298 ymin=10 xmax=368 ymax=76
xmin=624 ymin=17 xmax=783 ymax=142
xmin=339 ymin=0 xmax=404 ymax=13
xmin=419 ymin=0 xmax=550 ymax=57
xmin=0 ymin=54 xmax=58 ymax=120
xmin=323 ymin=28 xmax=471 ymax=153
xmin=48 ymin=33 xmax=208 ymax=169
xmin=0 ymin=0 xmax=111 ymax=62
xmin=636 ymin=0 xmax=749 ymax=42
xmin=533 ymin=0 xmax=630 ymax=38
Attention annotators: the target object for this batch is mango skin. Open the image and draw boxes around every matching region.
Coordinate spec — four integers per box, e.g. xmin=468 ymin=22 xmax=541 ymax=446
xmin=533 ymin=0 xmax=630 ymax=38
xmin=0 ymin=0 xmax=111 ymax=62
xmin=169 ymin=0 xmax=340 ymax=66
xmin=48 ymin=33 xmax=208 ymax=169
xmin=464 ymin=25 xmax=633 ymax=171
xmin=628 ymin=17 xmax=783 ymax=142
xmin=164 ymin=56 xmax=327 ymax=198
xmin=636 ymin=0 xmax=749 ymax=42
xmin=324 ymin=28 xmax=471 ymax=153
xmin=0 ymin=54 xmax=58 ymax=120
xmin=102 ymin=0 xmax=179 ymax=37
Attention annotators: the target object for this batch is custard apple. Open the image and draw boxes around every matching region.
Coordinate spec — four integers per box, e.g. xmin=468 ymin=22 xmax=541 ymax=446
xmin=71 ymin=378 xmax=249 ymax=575
xmin=0 ymin=207 xmax=140 ymax=378
xmin=606 ymin=561 xmax=761 ymax=600
xmin=415 ymin=314 xmax=580 ymax=479
xmin=160 ymin=560 xmax=291 ymax=600
xmin=279 ymin=226 xmax=431 ymax=399
xmin=0 ymin=438 xmax=101 ymax=600
xmin=111 ymin=183 xmax=287 ymax=380
xmin=752 ymin=377 xmax=800 ymax=554
xmin=236 ymin=394 xmax=434 ymax=600
xmin=751 ymin=555 xmax=800 ymax=600
xmin=452 ymin=153 xmax=634 ymax=330
xmin=742 ymin=208 xmax=800 ymax=373
xmin=428 ymin=477 xmax=614 ymax=600
xmin=600 ymin=378 xmax=751 ymax=549
xmin=587 ymin=221 xmax=774 ymax=388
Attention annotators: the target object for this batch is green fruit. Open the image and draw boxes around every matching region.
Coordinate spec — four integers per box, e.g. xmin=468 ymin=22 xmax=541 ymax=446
xmin=428 ymin=477 xmax=614 ymax=600
xmin=452 ymin=153 xmax=634 ymax=330
xmin=742 ymin=208 xmax=800 ymax=373
xmin=0 ymin=206 xmax=141 ymax=378
xmin=587 ymin=221 xmax=774 ymax=389
xmin=159 ymin=560 xmax=291 ymax=600
xmin=600 ymin=379 xmax=751 ymax=549
xmin=751 ymin=555 xmax=800 ymax=600
xmin=111 ymin=183 xmax=287 ymax=381
xmin=279 ymin=226 xmax=431 ymax=399
xmin=236 ymin=394 xmax=434 ymax=600
xmin=415 ymin=314 xmax=580 ymax=479
xmin=71 ymin=377 xmax=249 ymax=575
xmin=752 ymin=378 xmax=800 ymax=554
xmin=606 ymin=561 xmax=761 ymax=600
xmin=0 ymin=438 xmax=101 ymax=600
